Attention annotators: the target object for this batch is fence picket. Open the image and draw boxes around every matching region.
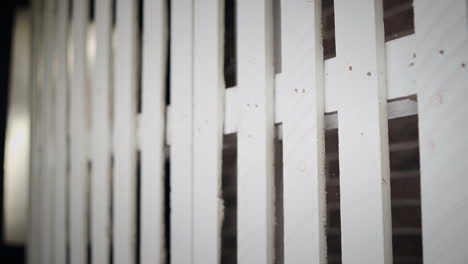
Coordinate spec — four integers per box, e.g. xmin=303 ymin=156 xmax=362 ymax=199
xmin=54 ymin=0 xmax=69 ymax=263
xmin=237 ymin=0 xmax=275 ymax=263
xmin=280 ymin=0 xmax=326 ymax=263
xmin=70 ymin=0 xmax=89 ymax=263
xmin=334 ymin=0 xmax=392 ymax=263
xmin=413 ymin=0 xmax=468 ymax=262
xmin=192 ymin=1 xmax=225 ymax=263
xmin=91 ymin=0 xmax=112 ymax=263
xmin=140 ymin=0 xmax=168 ymax=263
xmin=170 ymin=1 xmax=195 ymax=263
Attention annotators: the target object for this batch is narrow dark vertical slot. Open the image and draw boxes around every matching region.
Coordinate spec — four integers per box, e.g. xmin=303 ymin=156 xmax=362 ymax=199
xmin=136 ymin=151 xmax=141 ymax=264
xmin=164 ymin=156 xmax=171 ymax=263
xmin=66 ymin=134 xmax=71 ymax=264
xmin=322 ymin=0 xmax=336 ymax=59
xmin=87 ymin=161 xmax=93 ymax=264
xmin=325 ymin=126 xmax=341 ymax=264
xmin=112 ymin=0 xmax=117 ymax=27
xmin=165 ymin=0 xmax=171 ymax=105
xmin=221 ymin=134 xmax=237 ymax=264
xmin=136 ymin=0 xmax=143 ymax=113
xmin=109 ymin=155 xmax=114 ymax=264
xmin=388 ymin=113 xmax=423 ymax=264
xmin=273 ymin=0 xmax=281 ymax=73
xmin=274 ymin=133 xmax=284 ymax=264
xmin=224 ymin=0 xmax=236 ymax=88
xmin=89 ymin=0 xmax=95 ymax=21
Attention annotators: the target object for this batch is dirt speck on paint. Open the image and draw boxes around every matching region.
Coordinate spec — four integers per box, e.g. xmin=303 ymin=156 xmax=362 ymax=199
xmin=348 ymin=65 xmax=352 ymax=71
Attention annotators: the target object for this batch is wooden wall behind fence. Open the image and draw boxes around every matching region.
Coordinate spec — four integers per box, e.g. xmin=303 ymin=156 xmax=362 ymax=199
xmin=26 ymin=0 xmax=468 ymax=263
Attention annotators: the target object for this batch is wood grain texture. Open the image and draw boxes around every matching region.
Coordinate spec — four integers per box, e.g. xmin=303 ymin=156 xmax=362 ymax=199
xmin=280 ymin=0 xmax=326 ymax=263
xmin=334 ymin=0 xmax=392 ymax=263
xmin=192 ymin=0 xmax=225 ymax=263
xmin=237 ymin=0 xmax=275 ymax=263
xmin=413 ymin=0 xmax=468 ymax=263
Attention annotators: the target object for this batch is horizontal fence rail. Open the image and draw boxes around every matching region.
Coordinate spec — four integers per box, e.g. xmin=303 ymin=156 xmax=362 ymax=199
xmin=21 ymin=0 xmax=468 ymax=263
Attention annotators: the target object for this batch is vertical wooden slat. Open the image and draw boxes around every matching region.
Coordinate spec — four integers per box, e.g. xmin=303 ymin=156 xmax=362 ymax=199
xmin=28 ymin=0 xmax=43 ymax=262
xmin=280 ymin=0 xmax=326 ymax=263
xmin=237 ymin=0 xmax=275 ymax=263
xmin=54 ymin=0 xmax=69 ymax=262
xmin=91 ymin=0 xmax=112 ymax=263
xmin=41 ymin=0 xmax=56 ymax=262
xmin=192 ymin=0 xmax=224 ymax=263
xmin=334 ymin=0 xmax=392 ymax=263
xmin=140 ymin=0 xmax=167 ymax=263
xmin=170 ymin=0 xmax=194 ymax=263
xmin=70 ymin=0 xmax=89 ymax=263
xmin=113 ymin=0 xmax=138 ymax=262
xmin=413 ymin=0 xmax=468 ymax=263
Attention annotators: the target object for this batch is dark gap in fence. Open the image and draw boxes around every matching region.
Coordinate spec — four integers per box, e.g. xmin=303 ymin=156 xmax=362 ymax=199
xmin=89 ymin=0 xmax=95 ymax=21
xmin=136 ymin=0 xmax=143 ymax=114
xmin=388 ymin=113 xmax=423 ymax=264
xmin=224 ymin=0 xmax=236 ymax=88
xmin=136 ymin=151 xmax=142 ymax=264
xmin=164 ymin=154 xmax=171 ymax=263
xmin=66 ymin=134 xmax=71 ymax=264
xmin=165 ymin=0 xmax=171 ymax=105
xmin=112 ymin=0 xmax=116 ymax=27
xmin=87 ymin=161 xmax=93 ymax=264
xmin=274 ymin=132 xmax=284 ymax=264
xmin=273 ymin=0 xmax=282 ymax=73
xmin=68 ymin=0 xmax=73 ymax=23
xmin=384 ymin=0 xmax=414 ymax=42
xmin=110 ymin=154 xmax=115 ymax=264
xmin=325 ymin=127 xmax=341 ymax=264
xmin=322 ymin=0 xmax=336 ymax=60
xmin=221 ymin=134 xmax=237 ymax=264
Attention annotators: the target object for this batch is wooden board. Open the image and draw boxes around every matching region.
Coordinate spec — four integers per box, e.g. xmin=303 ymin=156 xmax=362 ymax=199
xmin=140 ymin=0 xmax=167 ymax=263
xmin=237 ymin=0 xmax=275 ymax=263
xmin=413 ymin=0 xmax=468 ymax=263
xmin=70 ymin=0 xmax=89 ymax=263
xmin=334 ymin=0 xmax=392 ymax=263
xmin=170 ymin=0 xmax=194 ymax=263
xmin=113 ymin=0 xmax=138 ymax=263
xmin=91 ymin=0 xmax=112 ymax=263
xmin=54 ymin=0 xmax=69 ymax=262
xmin=192 ymin=1 xmax=224 ymax=263
xmin=279 ymin=0 xmax=326 ymax=263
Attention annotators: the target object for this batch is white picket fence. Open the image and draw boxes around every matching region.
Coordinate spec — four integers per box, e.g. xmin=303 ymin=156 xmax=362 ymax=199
xmin=26 ymin=0 xmax=468 ymax=263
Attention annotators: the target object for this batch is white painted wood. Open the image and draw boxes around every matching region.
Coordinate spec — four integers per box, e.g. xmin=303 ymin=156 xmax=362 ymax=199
xmin=70 ymin=0 xmax=89 ymax=263
xmin=279 ymin=0 xmax=326 ymax=263
xmin=192 ymin=1 xmax=224 ymax=263
xmin=113 ymin=0 xmax=138 ymax=262
xmin=91 ymin=0 xmax=112 ymax=263
xmin=54 ymin=0 xmax=69 ymax=262
xmin=170 ymin=0 xmax=194 ymax=263
xmin=140 ymin=0 xmax=167 ymax=263
xmin=237 ymin=0 xmax=275 ymax=263
xmin=334 ymin=0 xmax=392 ymax=263
xmin=413 ymin=0 xmax=468 ymax=263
